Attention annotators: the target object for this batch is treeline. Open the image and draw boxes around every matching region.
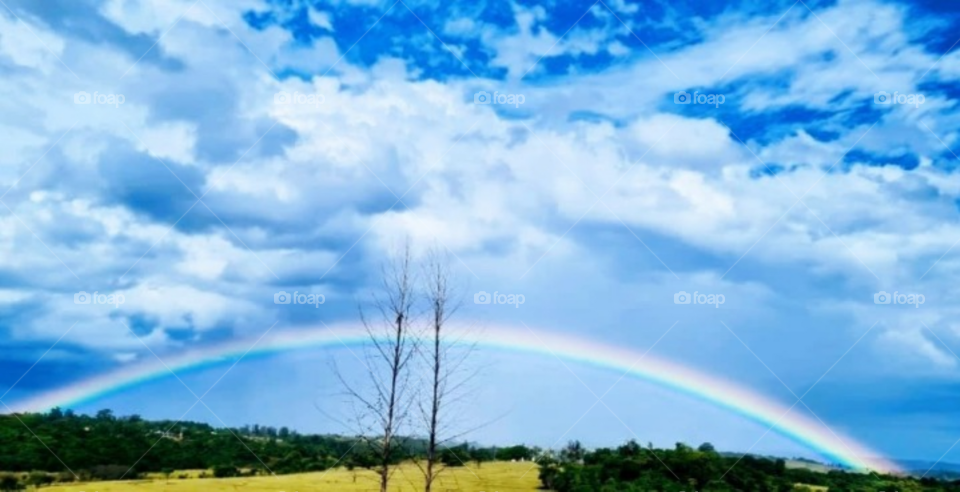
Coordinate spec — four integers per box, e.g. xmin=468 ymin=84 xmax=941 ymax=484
xmin=539 ymin=441 xmax=958 ymax=492
xmin=0 ymin=409 xmax=534 ymax=482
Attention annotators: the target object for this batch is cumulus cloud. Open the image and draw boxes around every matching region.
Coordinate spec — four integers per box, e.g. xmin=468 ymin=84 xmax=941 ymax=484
xmin=2 ymin=0 xmax=960 ymax=384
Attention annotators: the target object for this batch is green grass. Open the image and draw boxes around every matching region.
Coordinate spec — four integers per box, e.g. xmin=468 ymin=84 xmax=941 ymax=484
xmin=42 ymin=462 xmax=542 ymax=491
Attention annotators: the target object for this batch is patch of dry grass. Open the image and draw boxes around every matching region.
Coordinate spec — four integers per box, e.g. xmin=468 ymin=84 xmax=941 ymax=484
xmin=43 ymin=461 xmax=541 ymax=492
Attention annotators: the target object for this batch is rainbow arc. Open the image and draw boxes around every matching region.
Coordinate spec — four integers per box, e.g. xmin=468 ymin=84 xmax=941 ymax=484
xmin=5 ymin=323 xmax=901 ymax=474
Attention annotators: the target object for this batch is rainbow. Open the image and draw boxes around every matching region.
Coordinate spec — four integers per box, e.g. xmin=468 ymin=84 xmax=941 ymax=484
xmin=5 ymin=323 xmax=900 ymax=473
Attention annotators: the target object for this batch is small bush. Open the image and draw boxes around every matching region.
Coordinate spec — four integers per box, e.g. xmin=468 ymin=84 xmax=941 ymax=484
xmin=440 ymin=449 xmax=467 ymax=467
xmin=213 ymin=466 xmax=240 ymax=478
xmin=54 ymin=472 xmax=76 ymax=483
xmin=0 ymin=475 xmax=23 ymax=491
xmin=26 ymin=472 xmax=54 ymax=487
xmin=83 ymin=465 xmax=138 ymax=481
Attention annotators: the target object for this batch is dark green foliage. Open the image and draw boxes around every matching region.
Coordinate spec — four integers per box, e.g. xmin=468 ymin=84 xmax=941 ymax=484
xmin=561 ymin=441 xmax=585 ymax=462
xmin=0 ymin=409 xmax=510 ymax=482
xmin=541 ymin=440 xmax=960 ymax=492
xmin=470 ymin=447 xmax=495 ymax=467
xmin=83 ymin=465 xmax=138 ymax=481
xmin=25 ymin=472 xmax=54 ymax=487
xmin=212 ymin=465 xmax=240 ymax=478
xmin=0 ymin=409 xmax=362 ymax=479
xmin=439 ymin=445 xmax=469 ymax=467
xmin=0 ymin=475 xmax=22 ymax=491
xmin=496 ymin=445 xmax=535 ymax=461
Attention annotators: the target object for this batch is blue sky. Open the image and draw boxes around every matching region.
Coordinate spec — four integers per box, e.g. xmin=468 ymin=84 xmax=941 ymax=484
xmin=1 ymin=0 xmax=960 ymax=466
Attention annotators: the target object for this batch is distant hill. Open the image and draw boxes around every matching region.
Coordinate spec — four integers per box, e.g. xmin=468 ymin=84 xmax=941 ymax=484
xmin=718 ymin=452 xmax=850 ymax=473
xmin=898 ymin=459 xmax=960 ymax=480
xmin=722 ymin=452 xmax=960 ymax=479
xmin=0 ymin=408 xmax=533 ymax=481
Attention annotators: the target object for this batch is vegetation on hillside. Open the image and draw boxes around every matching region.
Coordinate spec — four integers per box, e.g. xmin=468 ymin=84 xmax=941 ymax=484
xmin=0 ymin=409 xmax=533 ymax=487
xmin=539 ymin=441 xmax=960 ymax=492
xmin=9 ymin=410 xmax=960 ymax=491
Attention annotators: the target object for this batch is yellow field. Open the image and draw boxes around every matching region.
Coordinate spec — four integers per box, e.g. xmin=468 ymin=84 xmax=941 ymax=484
xmin=43 ymin=462 xmax=541 ymax=492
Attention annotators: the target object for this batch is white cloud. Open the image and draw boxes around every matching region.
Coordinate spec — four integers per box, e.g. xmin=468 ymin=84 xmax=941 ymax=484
xmin=444 ymin=17 xmax=477 ymax=37
xmin=0 ymin=12 xmax=66 ymax=72
xmin=878 ymin=328 xmax=957 ymax=369
xmin=120 ymin=280 xmax=256 ymax=331
xmin=307 ymin=8 xmax=334 ymax=31
xmin=131 ymin=121 xmax=198 ymax=164
xmin=607 ymin=40 xmax=630 ymax=57
xmin=2 ymin=0 xmax=960 ymax=376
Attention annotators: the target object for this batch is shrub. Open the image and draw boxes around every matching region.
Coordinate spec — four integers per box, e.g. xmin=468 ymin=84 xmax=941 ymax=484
xmin=213 ymin=466 xmax=240 ymax=478
xmin=440 ymin=448 xmax=467 ymax=467
xmin=54 ymin=472 xmax=76 ymax=483
xmin=0 ymin=475 xmax=23 ymax=491
xmin=85 ymin=465 xmax=138 ymax=481
xmin=25 ymin=472 xmax=54 ymax=487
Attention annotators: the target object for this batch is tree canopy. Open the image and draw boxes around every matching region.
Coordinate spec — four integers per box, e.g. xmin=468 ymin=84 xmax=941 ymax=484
xmin=540 ymin=440 xmax=956 ymax=492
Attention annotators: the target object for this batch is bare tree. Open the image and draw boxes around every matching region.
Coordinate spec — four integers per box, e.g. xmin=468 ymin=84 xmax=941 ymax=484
xmin=337 ymin=242 xmax=419 ymax=492
xmin=423 ymin=250 xmax=449 ymax=492
xmin=418 ymin=249 xmax=475 ymax=492
xmin=333 ymin=243 xmax=485 ymax=492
